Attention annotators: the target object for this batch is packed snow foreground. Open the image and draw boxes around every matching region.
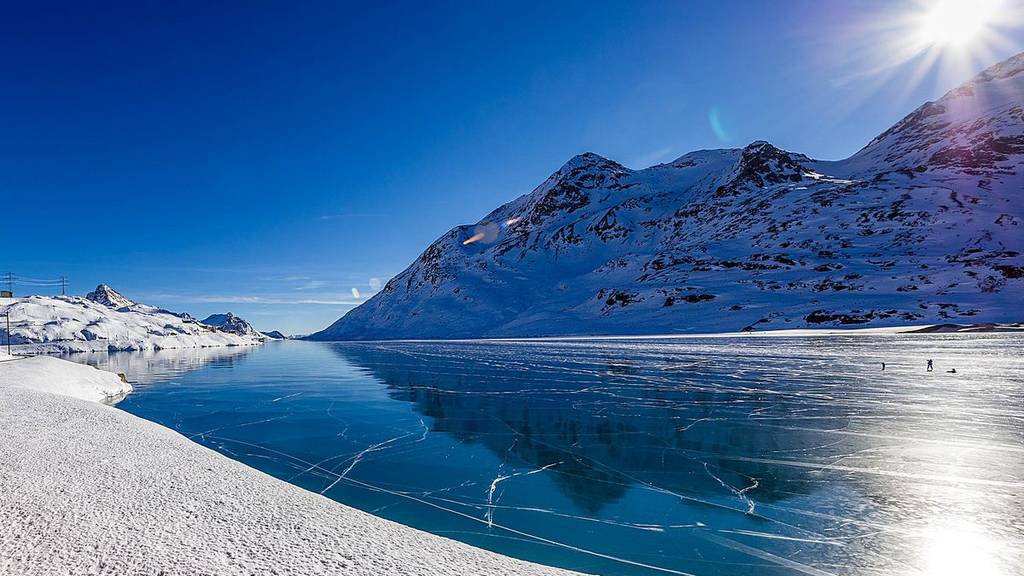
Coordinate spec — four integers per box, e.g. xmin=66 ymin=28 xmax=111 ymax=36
xmin=0 ymin=354 xmax=581 ymax=575
xmin=0 ymin=284 xmax=266 ymax=353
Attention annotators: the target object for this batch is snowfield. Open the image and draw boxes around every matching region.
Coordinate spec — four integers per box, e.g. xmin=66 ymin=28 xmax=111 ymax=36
xmin=0 ymin=285 xmax=264 ymax=354
xmin=312 ymin=52 xmax=1024 ymax=340
xmin=0 ymin=355 xmax=580 ymax=575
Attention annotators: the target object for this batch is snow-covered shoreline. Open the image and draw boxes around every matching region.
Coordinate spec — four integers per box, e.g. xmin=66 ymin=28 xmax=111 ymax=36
xmin=9 ymin=338 xmax=260 ymax=355
xmin=0 ymin=355 xmax=581 ymax=575
xmin=0 ymin=352 xmax=132 ymax=402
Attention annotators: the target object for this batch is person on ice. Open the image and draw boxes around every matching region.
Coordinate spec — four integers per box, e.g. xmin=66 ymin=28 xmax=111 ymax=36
xmin=927 ymin=359 xmax=934 ymax=371
xmin=881 ymin=362 xmax=886 ymax=371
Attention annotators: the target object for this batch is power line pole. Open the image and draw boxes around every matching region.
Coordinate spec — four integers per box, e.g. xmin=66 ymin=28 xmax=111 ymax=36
xmin=60 ymin=275 xmax=67 ymax=296
xmin=5 ymin=308 xmax=10 ymax=356
xmin=3 ymin=272 xmax=12 ymax=295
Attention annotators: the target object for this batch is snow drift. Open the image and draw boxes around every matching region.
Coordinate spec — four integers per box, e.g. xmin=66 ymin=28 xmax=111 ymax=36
xmin=0 ymin=353 xmax=131 ymax=403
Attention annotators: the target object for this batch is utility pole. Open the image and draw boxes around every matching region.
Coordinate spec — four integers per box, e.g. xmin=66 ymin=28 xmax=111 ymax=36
xmin=60 ymin=276 xmax=67 ymax=296
xmin=3 ymin=272 xmax=12 ymax=295
xmin=5 ymin=309 xmax=10 ymax=356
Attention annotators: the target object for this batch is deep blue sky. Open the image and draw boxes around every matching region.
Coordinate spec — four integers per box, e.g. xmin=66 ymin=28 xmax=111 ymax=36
xmin=4 ymin=1 xmax=1022 ymax=334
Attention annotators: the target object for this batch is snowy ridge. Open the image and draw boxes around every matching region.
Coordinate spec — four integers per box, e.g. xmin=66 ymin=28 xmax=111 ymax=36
xmin=312 ymin=52 xmax=1024 ymax=340
xmin=1 ymin=285 xmax=264 ymax=353
xmin=847 ymin=51 xmax=1024 ymax=175
xmin=201 ymin=312 xmax=264 ymax=338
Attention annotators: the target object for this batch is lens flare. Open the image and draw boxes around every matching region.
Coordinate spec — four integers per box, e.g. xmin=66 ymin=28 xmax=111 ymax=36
xmin=462 ymin=232 xmax=486 ymax=245
xmin=462 ymin=222 xmax=501 ymax=246
xmin=708 ymin=107 xmax=730 ymax=144
xmin=823 ymin=0 xmax=1021 ymax=124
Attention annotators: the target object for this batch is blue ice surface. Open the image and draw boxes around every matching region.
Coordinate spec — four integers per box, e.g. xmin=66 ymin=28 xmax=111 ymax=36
xmin=68 ymin=334 xmax=1024 ymax=576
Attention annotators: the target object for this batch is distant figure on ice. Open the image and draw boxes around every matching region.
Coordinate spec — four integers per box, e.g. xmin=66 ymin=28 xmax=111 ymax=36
xmin=881 ymin=362 xmax=886 ymax=371
xmin=927 ymin=359 xmax=933 ymax=372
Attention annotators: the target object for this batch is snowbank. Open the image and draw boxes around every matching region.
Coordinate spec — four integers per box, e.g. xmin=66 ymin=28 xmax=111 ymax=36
xmin=0 ymin=354 xmax=580 ymax=575
xmin=0 ymin=353 xmax=131 ymax=403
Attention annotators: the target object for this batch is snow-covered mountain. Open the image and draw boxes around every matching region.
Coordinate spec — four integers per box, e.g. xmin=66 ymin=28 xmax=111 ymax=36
xmin=201 ymin=312 xmax=264 ymax=338
xmin=311 ymin=52 xmax=1024 ymax=340
xmin=1 ymin=285 xmax=265 ymax=353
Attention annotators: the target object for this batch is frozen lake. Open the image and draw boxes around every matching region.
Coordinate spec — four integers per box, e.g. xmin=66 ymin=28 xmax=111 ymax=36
xmin=72 ymin=335 xmax=1023 ymax=575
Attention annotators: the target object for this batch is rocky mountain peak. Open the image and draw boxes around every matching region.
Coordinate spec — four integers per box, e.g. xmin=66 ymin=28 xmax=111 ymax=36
xmin=556 ymin=152 xmax=621 ymax=174
xmin=505 ymin=152 xmax=633 ymax=230
xmin=714 ymin=141 xmax=807 ymax=197
xmin=548 ymin=152 xmax=630 ymax=190
xmin=85 ymin=284 xmax=135 ymax=309
xmin=202 ymin=312 xmax=262 ymax=337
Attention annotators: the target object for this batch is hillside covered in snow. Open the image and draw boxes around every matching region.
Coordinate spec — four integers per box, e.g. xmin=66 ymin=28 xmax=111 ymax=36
xmin=312 ymin=52 xmax=1024 ymax=340
xmin=1 ymin=285 xmax=265 ymax=353
xmin=201 ymin=312 xmax=264 ymax=338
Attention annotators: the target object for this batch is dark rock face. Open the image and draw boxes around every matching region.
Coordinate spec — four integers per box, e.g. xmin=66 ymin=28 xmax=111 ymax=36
xmin=715 ymin=141 xmax=807 ymax=197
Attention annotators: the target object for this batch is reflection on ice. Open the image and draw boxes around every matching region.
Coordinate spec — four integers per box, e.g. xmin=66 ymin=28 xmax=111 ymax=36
xmin=68 ymin=345 xmax=255 ymax=385
xmin=104 ymin=336 xmax=1022 ymax=576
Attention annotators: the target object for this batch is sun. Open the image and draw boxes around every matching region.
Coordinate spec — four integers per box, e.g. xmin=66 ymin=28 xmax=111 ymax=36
xmin=917 ymin=0 xmax=1001 ymax=49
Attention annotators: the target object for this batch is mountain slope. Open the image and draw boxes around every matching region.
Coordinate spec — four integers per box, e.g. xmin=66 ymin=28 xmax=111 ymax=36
xmin=311 ymin=53 xmax=1024 ymax=340
xmin=1 ymin=285 xmax=264 ymax=353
